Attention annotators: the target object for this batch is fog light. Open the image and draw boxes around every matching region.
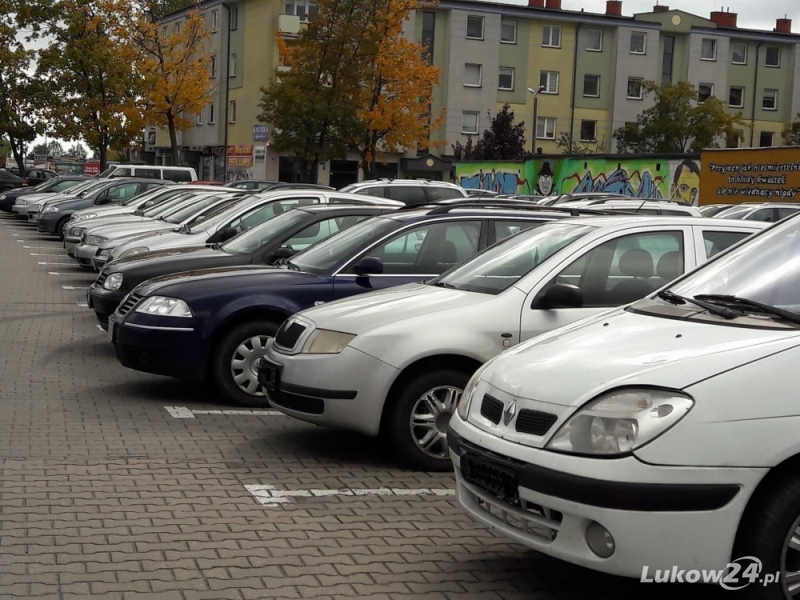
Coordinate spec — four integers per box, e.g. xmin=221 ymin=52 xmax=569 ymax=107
xmin=586 ymin=522 xmax=615 ymax=558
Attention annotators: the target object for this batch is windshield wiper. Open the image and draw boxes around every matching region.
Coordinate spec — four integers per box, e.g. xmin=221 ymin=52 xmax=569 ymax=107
xmin=656 ymin=290 xmax=739 ymax=320
xmin=285 ymin=260 xmax=300 ymax=271
xmin=694 ymin=294 xmax=800 ymax=326
xmin=430 ymin=281 xmax=458 ymax=289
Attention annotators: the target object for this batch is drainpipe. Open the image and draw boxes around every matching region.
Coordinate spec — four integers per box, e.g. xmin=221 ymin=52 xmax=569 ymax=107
xmin=223 ymin=3 xmax=233 ymax=180
xmin=750 ymin=41 xmax=764 ymax=147
xmin=569 ymin=22 xmax=584 ymax=149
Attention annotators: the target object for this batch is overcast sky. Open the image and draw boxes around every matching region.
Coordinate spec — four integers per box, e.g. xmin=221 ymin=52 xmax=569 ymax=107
xmin=501 ymin=0 xmax=800 ymax=30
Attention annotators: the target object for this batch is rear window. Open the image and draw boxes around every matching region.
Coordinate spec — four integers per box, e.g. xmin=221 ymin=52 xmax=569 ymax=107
xmin=426 ymin=186 xmax=464 ymax=201
xmin=133 ymin=168 xmax=162 ymax=179
xmin=703 ymin=230 xmax=750 ymax=258
xmin=360 ymin=186 xmax=387 ymax=198
xmin=110 ymin=167 xmax=132 ymax=177
xmin=163 ymin=170 xmax=193 ymax=182
xmin=386 ymin=186 xmax=427 ymax=205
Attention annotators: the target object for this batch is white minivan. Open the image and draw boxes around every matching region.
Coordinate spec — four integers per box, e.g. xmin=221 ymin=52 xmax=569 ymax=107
xmin=448 ymin=213 xmax=800 ymax=599
xmin=99 ymin=165 xmax=197 ymax=182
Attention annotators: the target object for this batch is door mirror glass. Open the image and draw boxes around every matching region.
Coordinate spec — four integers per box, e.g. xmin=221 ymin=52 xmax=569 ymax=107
xmin=208 ymin=226 xmax=237 ymax=243
xmin=274 ymin=246 xmax=295 ymax=260
xmin=94 ymin=195 xmax=110 ymax=205
xmin=535 ymin=283 xmax=584 ymax=309
xmin=353 ymin=256 xmax=384 ymax=276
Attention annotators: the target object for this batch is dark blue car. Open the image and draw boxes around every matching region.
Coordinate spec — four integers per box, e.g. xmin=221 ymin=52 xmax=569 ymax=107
xmin=109 ymin=202 xmax=570 ymax=406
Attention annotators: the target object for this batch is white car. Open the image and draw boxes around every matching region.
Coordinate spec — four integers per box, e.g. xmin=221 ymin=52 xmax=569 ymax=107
xmin=340 ymin=179 xmax=468 ymax=205
xmin=563 ymin=198 xmax=702 ymax=217
xmin=261 ymin=216 xmax=765 ymax=470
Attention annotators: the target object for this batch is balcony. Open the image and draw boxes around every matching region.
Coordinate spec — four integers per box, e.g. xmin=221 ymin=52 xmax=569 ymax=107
xmin=277 ymin=14 xmax=301 ymax=36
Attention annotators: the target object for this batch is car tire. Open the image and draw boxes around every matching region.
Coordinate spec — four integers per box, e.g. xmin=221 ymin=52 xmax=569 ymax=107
xmin=386 ymin=368 xmax=471 ymax=472
xmin=733 ymin=472 xmax=800 ymax=600
xmin=211 ymin=319 xmax=281 ymax=408
xmin=57 ymin=218 xmax=70 ymax=241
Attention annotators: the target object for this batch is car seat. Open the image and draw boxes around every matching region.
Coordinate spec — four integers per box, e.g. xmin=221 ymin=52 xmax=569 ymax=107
xmin=608 ymin=249 xmax=656 ymax=304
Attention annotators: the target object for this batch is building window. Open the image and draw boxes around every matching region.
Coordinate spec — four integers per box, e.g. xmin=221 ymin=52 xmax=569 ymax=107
xmin=196 ymin=111 xmax=203 ymax=125
xmin=230 ymin=53 xmax=237 ymax=77
xmin=542 ymin=25 xmax=561 ymax=48
xmin=498 ymin=67 xmax=514 ymax=91
xmin=285 ymin=0 xmax=317 ymax=21
xmin=726 ymin=133 xmax=740 ymax=148
xmin=466 ymin=15 xmax=484 ymax=40
xmin=161 ymin=25 xmax=168 ymax=38
xmin=701 ymin=39 xmax=717 ymax=61
xmin=536 ymin=117 xmax=556 ymax=140
xmin=210 ymin=55 xmax=217 ymax=78
xmin=586 ymin=29 xmax=603 ymax=51
xmin=211 ymin=10 xmax=218 ymax=32
xmin=462 ymin=111 xmax=479 ymax=134
xmin=729 ymin=86 xmax=744 ymax=108
xmin=630 ymin=32 xmax=646 ymax=54
xmin=230 ymin=5 xmax=239 ymax=30
xmin=229 ymin=101 xmax=237 ymax=124
xmin=627 ymin=77 xmax=643 ymax=99
xmin=421 ymin=12 xmax=435 ymax=64
xmin=464 ymin=63 xmax=482 ymax=87
xmin=662 ymin=35 xmax=674 ymax=85
xmin=698 ymin=83 xmax=714 ymax=103
xmin=731 ymin=42 xmax=747 ymax=65
xmin=174 ymin=21 xmax=181 ymax=34
xmin=580 ymin=120 xmax=597 ymax=142
xmin=583 ymin=74 xmax=600 ymax=97
xmin=763 ymin=89 xmax=778 ymax=111
xmin=540 ymin=70 xmax=559 ymax=94
xmin=501 ymin=20 xmax=517 ymax=44
xmin=760 ymin=131 xmax=774 ymax=147
xmin=209 ymin=103 xmax=215 ymax=124
xmin=766 ymin=46 xmax=781 ymax=68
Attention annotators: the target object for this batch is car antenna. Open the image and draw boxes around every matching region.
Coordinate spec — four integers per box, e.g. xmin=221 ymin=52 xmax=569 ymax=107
xmin=635 ymin=198 xmax=647 ymax=213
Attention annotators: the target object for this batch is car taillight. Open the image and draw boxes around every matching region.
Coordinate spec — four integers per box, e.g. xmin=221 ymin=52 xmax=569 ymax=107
xmin=22 ymin=178 xmax=29 ymax=186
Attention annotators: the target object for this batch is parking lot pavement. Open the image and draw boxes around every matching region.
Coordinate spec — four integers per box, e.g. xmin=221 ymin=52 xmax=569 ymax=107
xmin=0 ymin=214 xmax=727 ymax=600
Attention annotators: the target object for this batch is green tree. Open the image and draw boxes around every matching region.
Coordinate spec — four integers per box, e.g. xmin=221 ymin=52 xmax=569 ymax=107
xmin=27 ymin=142 xmax=50 ymax=158
xmin=467 ymin=104 xmax=526 ymax=161
xmin=66 ymin=142 xmax=88 ymax=158
xmin=783 ymin=115 xmax=800 ymax=146
xmin=613 ymin=81 xmax=744 ymax=153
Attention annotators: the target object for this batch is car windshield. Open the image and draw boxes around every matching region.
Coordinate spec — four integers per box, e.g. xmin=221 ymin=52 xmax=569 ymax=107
xmin=184 ymin=197 xmax=243 ymax=229
xmin=163 ymin=195 xmax=231 ymax=224
xmin=432 ymin=222 xmax=596 ymax=295
xmin=142 ymin=193 xmax=197 ymax=217
xmin=716 ymin=205 xmax=752 ymax=220
xmin=31 ymin=179 xmax=55 ymax=191
xmin=121 ymin=187 xmax=160 ymax=206
xmin=64 ymin=180 xmax=100 ymax=195
xmin=289 ymin=216 xmax=398 ymax=274
xmin=187 ymin=194 xmax=263 ymax=233
xmin=75 ymin=180 xmax=111 ymax=197
xmin=223 ymin=210 xmax=308 ymax=254
xmin=664 ymin=216 xmax=800 ymax=324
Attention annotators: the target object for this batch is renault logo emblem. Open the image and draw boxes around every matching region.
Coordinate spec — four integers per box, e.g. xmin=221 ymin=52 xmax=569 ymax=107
xmin=503 ymin=400 xmax=517 ymax=426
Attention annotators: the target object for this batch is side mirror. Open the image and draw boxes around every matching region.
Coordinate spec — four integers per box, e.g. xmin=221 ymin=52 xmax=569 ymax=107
xmin=273 ymin=246 xmax=295 ymax=260
xmin=94 ymin=195 xmax=111 ymax=205
xmin=208 ymin=227 xmax=237 ymax=243
xmin=353 ymin=256 xmax=384 ymax=277
xmin=534 ymin=283 xmax=584 ymax=309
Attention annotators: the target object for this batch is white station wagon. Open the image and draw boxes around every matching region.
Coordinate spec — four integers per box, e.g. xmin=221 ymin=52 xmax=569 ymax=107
xmin=261 ymin=216 xmax=766 ymax=470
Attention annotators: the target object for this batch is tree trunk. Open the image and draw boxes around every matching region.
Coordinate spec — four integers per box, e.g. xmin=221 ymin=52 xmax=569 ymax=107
xmin=8 ymin=136 xmax=26 ymax=177
xmin=99 ymin=144 xmax=108 ymax=173
xmin=168 ymin=113 xmax=179 ymax=167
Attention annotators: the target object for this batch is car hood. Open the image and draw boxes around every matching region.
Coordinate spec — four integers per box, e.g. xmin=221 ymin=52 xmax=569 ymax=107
xmin=75 ymin=214 xmax=148 ymax=230
xmin=116 ymin=230 xmax=208 ymax=253
xmin=88 ymin=220 xmax=174 ymax=239
xmin=74 ymin=206 xmax=134 ymax=219
xmin=299 ymin=283 xmax=488 ymax=335
xmin=135 ymin=265 xmax=315 ymax=297
xmin=114 ymin=245 xmax=219 ymax=267
xmin=483 ymin=308 xmax=800 ymax=408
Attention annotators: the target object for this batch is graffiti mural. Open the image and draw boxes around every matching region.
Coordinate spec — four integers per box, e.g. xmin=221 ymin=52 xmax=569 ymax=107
xmin=456 ymin=156 xmax=702 ymax=203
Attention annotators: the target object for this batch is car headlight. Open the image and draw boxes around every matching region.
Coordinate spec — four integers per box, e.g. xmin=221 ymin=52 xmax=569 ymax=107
xmin=86 ymin=235 xmax=108 ymax=246
xmin=98 ymin=248 xmax=112 ymax=257
xmin=14 ymin=199 xmax=27 ymax=205
xmin=76 ymin=213 xmax=97 ymax=221
xmin=103 ymin=272 xmax=123 ymax=291
xmin=43 ymin=206 xmax=59 ymax=213
xmin=119 ymin=247 xmax=149 ymax=259
xmin=300 ymin=329 xmax=356 ymax=354
xmin=135 ymin=296 xmax=193 ymax=318
xmin=546 ymin=388 xmax=694 ymax=456
xmin=456 ymin=359 xmax=495 ymax=421
xmin=0 ymin=194 xmax=6 ymax=201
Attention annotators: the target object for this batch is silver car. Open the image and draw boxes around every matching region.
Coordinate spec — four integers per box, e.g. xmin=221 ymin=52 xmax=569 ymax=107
xmin=16 ymin=179 xmax=107 ymax=221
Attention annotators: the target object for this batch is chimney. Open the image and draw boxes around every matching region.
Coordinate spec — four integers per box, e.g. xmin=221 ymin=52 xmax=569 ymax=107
xmin=606 ymin=1 xmax=622 ymax=16
xmin=776 ymin=18 xmax=792 ymax=33
xmin=653 ymin=4 xmax=669 ymax=13
xmin=545 ymin=0 xmax=562 ymax=9
xmin=710 ymin=9 xmax=738 ymax=28
xmin=528 ymin=0 xmax=545 ymax=6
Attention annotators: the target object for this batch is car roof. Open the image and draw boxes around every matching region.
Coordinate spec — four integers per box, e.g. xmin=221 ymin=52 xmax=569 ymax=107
xmin=349 ymin=179 xmax=462 ymax=187
xmin=253 ymin=188 xmax=403 ymax=206
xmin=545 ymin=215 xmax=771 ymax=229
xmin=296 ymin=204 xmax=400 ymax=215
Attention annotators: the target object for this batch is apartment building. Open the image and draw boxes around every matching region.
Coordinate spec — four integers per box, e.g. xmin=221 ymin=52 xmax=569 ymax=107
xmin=155 ymin=0 xmax=800 ymax=184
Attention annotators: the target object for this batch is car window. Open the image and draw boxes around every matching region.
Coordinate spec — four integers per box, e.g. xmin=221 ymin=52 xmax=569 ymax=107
xmin=328 ymin=196 xmax=367 ymax=205
xmin=385 ymin=185 xmax=427 ymax=205
xmin=283 ymin=215 xmax=369 ymax=252
xmin=134 ymin=168 xmax=162 ymax=179
xmin=163 ymin=170 xmax=193 ymax=182
xmin=227 ymin=198 xmax=319 ymax=234
xmin=104 ymin=182 xmax=142 ymax=201
xmin=494 ymin=220 xmax=542 ymax=243
xmin=360 ymin=187 xmax=387 ymax=198
xmin=703 ymin=230 xmax=750 ymax=258
xmin=348 ymin=221 xmax=481 ymax=275
xmin=746 ymin=208 xmax=775 ymax=222
xmin=231 ymin=182 xmax=250 ymax=189
xmin=113 ymin=167 xmax=132 ymax=177
xmin=426 ymin=186 xmax=464 ymax=201
xmin=164 ymin=195 xmax=229 ymax=224
xmin=661 ymin=209 xmax=693 ymax=216
xmin=553 ymin=231 xmax=685 ymax=307
xmin=776 ymin=207 xmax=800 ymax=221
xmin=29 ymin=170 xmax=42 ymax=178
xmin=255 ymin=182 xmax=275 ymax=190
xmin=52 ymin=180 xmax=80 ymax=192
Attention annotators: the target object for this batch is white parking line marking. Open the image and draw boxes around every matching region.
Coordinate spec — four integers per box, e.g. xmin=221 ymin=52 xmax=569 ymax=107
xmin=61 ymin=286 xmax=77 ymax=290
xmin=39 ymin=262 xmax=77 ymax=266
xmin=25 ymin=246 xmax=59 ymax=249
xmin=77 ymin=302 xmax=88 ymax=308
xmin=164 ymin=405 xmax=283 ymax=419
xmin=244 ymin=484 xmax=455 ymax=508
xmin=30 ymin=253 xmax=63 ymax=256
xmin=96 ymin=324 xmax=104 ymax=331
xmin=12 ymin=233 xmax=19 ymax=236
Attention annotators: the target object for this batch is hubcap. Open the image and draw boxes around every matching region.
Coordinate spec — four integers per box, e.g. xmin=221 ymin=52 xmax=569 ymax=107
xmin=409 ymin=385 xmax=462 ymax=459
xmin=230 ymin=335 xmax=272 ymax=396
xmin=782 ymin=517 xmax=800 ymax=597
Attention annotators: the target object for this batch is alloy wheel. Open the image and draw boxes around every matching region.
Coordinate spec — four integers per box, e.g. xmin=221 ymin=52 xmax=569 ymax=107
xmin=782 ymin=516 xmax=800 ymax=597
xmin=409 ymin=385 xmax=462 ymax=459
xmin=230 ymin=335 xmax=272 ymax=396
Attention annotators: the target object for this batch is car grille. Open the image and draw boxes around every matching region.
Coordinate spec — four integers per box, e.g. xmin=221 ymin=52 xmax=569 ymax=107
xmin=274 ymin=320 xmax=306 ymax=350
xmin=95 ymin=271 xmax=107 ymax=286
xmin=480 ymin=394 xmax=504 ymax=424
xmin=515 ymin=410 xmax=558 ymax=436
xmin=116 ymin=293 xmax=143 ymax=317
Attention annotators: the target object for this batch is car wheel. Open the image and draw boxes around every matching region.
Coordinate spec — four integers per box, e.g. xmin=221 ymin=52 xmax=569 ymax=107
xmin=211 ymin=319 xmax=281 ymax=408
xmin=733 ymin=473 xmax=800 ymax=599
xmin=57 ymin=218 xmax=70 ymax=241
xmin=386 ymin=368 xmax=470 ymax=472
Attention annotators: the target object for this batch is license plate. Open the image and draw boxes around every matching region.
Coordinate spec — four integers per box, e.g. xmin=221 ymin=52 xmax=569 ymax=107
xmin=107 ymin=319 xmax=116 ymax=343
xmin=461 ymin=454 xmax=519 ymax=501
xmin=258 ymin=358 xmax=282 ymax=391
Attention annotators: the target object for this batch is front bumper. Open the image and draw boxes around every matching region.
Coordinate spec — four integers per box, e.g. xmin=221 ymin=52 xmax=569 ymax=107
xmin=87 ymin=284 xmax=126 ymax=329
xmin=76 ymin=244 xmax=101 ymax=268
xmin=261 ymin=341 xmax=399 ymax=437
xmin=37 ymin=213 xmax=61 ymax=234
xmin=447 ymin=417 xmax=766 ymax=578
xmin=28 ymin=211 xmax=39 ymax=224
xmin=11 ymin=204 xmax=29 ymax=218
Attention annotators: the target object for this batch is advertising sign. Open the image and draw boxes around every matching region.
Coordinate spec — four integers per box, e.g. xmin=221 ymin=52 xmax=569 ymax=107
xmin=226 ymin=145 xmax=254 ymax=180
xmin=701 ymin=147 xmax=800 ymax=205
xmin=253 ymin=125 xmax=269 ymax=142
xmin=83 ymin=160 xmax=101 ymax=177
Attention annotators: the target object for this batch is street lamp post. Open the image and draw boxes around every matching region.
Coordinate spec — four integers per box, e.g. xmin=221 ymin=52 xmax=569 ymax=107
xmin=527 ymin=86 xmax=546 ymax=155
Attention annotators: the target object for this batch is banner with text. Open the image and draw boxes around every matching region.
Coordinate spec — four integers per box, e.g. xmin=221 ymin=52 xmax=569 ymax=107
xmin=701 ymin=148 xmax=800 ymax=204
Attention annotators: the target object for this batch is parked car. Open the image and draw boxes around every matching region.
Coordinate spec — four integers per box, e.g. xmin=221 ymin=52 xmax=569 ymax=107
xmin=99 ymin=164 xmax=197 ymax=182
xmin=0 ymin=176 xmax=89 ymax=213
xmin=712 ymin=202 xmax=800 ymax=222
xmin=565 ymin=199 xmax=703 ymax=217
xmin=698 ymin=203 xmax=734 ymax=217
xmin=23 ymin=179 xmax=115 ymax=223
xmin=107 ymin=202 xmax=581 ymax=407
xmin=447 ymin=213 xmax=800 ymax=599
xmin=537 ymin=193 xmax=630 ymax=206
xmin=261 ymin=217 xmax=766 ymax=470
xmin=5 ymin=167 xmax=59 ymax=186
xmin=224 ymin=180 xmax=279 ymax=191
xmin=0 ymin=169 xmax=23 ymax=193
xmin=340 ymin=179 xmax=468 ymax=205
xmin=88 ymin=204 xmax=400 ymax=328
xmin=103 ymin=190 xmax=403 ymax=265
xmin=37 ymin=179 xmax=172 ymax=239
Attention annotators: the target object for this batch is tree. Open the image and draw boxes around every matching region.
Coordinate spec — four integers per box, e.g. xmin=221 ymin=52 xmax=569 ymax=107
xmin=27 ymin=142 xmax=49 ymax=158
xmin=783 ymin=115 xmax=800 ymax=146
xmin=112 ymin=0 xmax=214 ymax=166
xmin=66 ymin=142 xmax=88 ymax=158
xmin=613 ymin=81 xmax=744 ymax=154
xmin=555 ymin=132 xmax=606 ymax=155
xmin=464 ymin=104 xmax=526 ymax=161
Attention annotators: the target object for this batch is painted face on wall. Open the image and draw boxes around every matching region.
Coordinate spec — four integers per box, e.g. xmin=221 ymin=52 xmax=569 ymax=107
xmin=672 ymin=161 xmax=701 ymax=204
xmin=536 ymin=162 xmax=555 ymax=196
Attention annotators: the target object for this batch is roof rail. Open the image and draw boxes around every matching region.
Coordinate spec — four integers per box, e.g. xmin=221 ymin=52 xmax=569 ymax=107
xmin=423 ymin=198 xmax=626 ymax=217
xmin=585 ymin=197 xmax=685 ymax=206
